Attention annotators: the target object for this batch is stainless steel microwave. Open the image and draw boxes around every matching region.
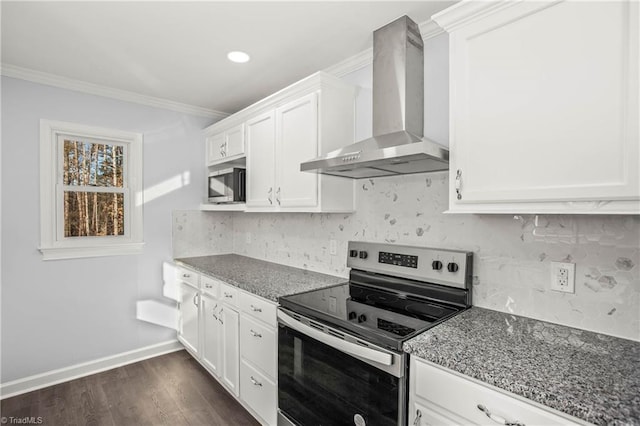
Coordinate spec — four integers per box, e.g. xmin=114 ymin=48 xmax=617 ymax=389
xmin=208 ymin=168 xmax=246 ymax=203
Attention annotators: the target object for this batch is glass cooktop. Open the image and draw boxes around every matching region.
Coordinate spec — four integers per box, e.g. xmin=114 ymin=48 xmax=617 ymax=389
xmin=279 ymin=279 xmax=462 ymax=351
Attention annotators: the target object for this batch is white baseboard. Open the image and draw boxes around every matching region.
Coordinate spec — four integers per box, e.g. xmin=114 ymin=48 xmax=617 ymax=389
xmin=0 ymin=340 xmax=184 ymax=400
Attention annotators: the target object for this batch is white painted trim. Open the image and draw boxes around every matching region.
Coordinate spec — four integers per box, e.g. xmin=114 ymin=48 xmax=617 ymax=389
xmin=0 ymin=340 xmax=183 ymax=400
xmin=39 ymin=242 xmax=145 ymax=260
xmin=420 ymin=19 xmax=446 ymax=40
xmin=1 ymin=63 xmax=228 ymax=120
xmin=324 ymin=48 xmax=373 ymax=78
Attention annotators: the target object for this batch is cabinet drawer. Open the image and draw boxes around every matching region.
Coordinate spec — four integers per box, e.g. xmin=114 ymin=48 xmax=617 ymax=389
xmin=201 ymin=275 xmax=221 ymax=298
xmin=239 ymin=292 xmax=277 ymax=326
xmin=176 ymin=266 xmax=199 ymax=288
xmin=240 ymin=360 xmax=277 ymax=426
xmin=413 ymin=359 xmax=580 ymax=425
xmin=240 ymin=315 xmax=276 ymax=377
xmin=219 ymin=282 xmax=239 ymax=307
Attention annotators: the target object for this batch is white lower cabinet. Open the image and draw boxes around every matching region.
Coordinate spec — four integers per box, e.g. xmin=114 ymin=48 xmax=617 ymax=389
xmin=170 ymin=263 xmax=277 ymax=425
xmin=240 ymin=360 xmax=277 ymax=425
xmin=239 ymin=292 xmax=278 ymax=425
xmin=221 ymin=303 xmax=240 ymax=396
xmin=409 ymin=357 xmax=584 ymax=426
xmin=201 ymin=292 xmax=222 ymax=376
xmin=177 ymin=281 xmax=200 ymax=356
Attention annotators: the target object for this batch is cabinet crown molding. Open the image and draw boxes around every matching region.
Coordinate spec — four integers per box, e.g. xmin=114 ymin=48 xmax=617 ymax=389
xmin=204 ymin=71 xmax=354 ymax=135
xmin=432 ymin=0 xmax=558 ymax=33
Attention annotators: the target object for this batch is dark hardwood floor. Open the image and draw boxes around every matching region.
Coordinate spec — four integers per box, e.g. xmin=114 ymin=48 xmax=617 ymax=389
xmin=0 ymin=350 xmax=260 ymax=426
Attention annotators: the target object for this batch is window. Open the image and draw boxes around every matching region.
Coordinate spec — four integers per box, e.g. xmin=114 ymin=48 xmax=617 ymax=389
xmin=40 ymin=120 xmax=143 ymax=260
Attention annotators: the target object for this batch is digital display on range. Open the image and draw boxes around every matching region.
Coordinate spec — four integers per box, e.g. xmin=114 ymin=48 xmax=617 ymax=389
xmin=378 ymin=251 xmax=418 ymax=268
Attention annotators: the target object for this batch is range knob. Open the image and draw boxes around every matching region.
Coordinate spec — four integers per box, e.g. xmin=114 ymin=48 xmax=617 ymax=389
xmin=358 ymin=314 xmax=367 ymax=323
xmin=447 ymin=262 xmax=459 ymax=273
xmin=432 ymin=260 xmax=443 ymax=271
xmin=348 ymin=311 xmax=357 ymax=320
xmin=359 ymin=251 xmax=368 ymax=259
xmin=349 ymin=250 xmax=358 ymax=258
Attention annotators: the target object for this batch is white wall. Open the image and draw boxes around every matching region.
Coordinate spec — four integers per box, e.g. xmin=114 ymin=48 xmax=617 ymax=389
xmin=0 ymin=76 xmax=213 ymax=382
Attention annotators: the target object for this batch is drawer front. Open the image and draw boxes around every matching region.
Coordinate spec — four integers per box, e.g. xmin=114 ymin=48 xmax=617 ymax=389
xmin=219 ymin=282 xmax=239 ymax=307
xmin=239 ymin=291 xmax=277 ymax=326
xmin=201 ymin=275 xmax=221 ymax=298
xmin=176 ymin=266 xmax=199 ymax=288
xmin=413 ymin=359 xmax=580 ymax=425
xmin=240 ymin=315 xmax=276 ymax=377
xmin=240 ymin=360 xmax=277 ymax=426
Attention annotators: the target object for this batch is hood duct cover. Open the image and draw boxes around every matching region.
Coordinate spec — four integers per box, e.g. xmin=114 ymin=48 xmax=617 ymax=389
xmin=300 ymin=15 xmax=449 ymax=178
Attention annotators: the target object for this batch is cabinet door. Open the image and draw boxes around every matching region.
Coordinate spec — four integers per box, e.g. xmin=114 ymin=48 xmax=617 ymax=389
xmin=246 ymin=111 xmax=277 ymax=208
xmin=221 ymin=305 xmax=240 ymax=396
xmin=206 ymin=132 xmax=225 ymax=165
xmin=201 ymin=293 xmax=222 ymax=377
xmin=448 ymin=1 xmax=639 ymax=207
xmin=178 ymin=282 xmax=199 ymax=355
xmin=410 ymin=400 xmax=464 ymax=426
xmin=275 ymin=92 xmax=319 ymax=208
xmin=225 ymin=124 xmax=245 ymax=158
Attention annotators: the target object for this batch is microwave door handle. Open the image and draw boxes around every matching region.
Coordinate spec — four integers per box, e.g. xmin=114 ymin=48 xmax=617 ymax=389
xmin=277 ymin=310 xmax=392 ymax=366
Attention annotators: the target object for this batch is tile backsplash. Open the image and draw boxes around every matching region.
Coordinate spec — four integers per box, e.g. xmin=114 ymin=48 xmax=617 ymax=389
xmin=175 ymin=172 xmax=640 ymax=341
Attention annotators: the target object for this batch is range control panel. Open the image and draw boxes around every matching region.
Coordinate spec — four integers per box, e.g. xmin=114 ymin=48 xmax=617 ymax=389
xmin=378 ymin=252 xmax=418 ymax=268
xmin=347 ymin=241 xmax=473 ymax=290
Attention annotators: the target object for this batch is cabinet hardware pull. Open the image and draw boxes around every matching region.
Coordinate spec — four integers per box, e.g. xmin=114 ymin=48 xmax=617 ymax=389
xmin=224 ymin=292 xmax=233 ymax=298
xmin=455 ymin=169 xmax=462 ymax=200
xmin=477 ymin=404 xmax=525 ymax=426
xmin=268 ymin=187 xmax=273 ymax=205
xmin=193 ymin=293 xmax=199 ymax=307
xmin=250 ymin=376 xmax=263 ymax=387
xmin=250 ymin=304 xmax=262 ymax=312
xmin=250 ymin=329 xmax=262 ymax=338
xmin=205 ymin=284 xmax=212 ymax=288
xmin=413 ymin=409 xmax=422 ymax=426
xmin=218 ymin=307 xmax=224 ymax=324
xmin=182 ymin=273 xmax=190 ymax=278
xmin=276 ymin=187 xmax=281 ymax=205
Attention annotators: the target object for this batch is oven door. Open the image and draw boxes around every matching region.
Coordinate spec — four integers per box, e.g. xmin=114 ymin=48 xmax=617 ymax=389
xmin=277 ymin=309 xmax=406 ymax=426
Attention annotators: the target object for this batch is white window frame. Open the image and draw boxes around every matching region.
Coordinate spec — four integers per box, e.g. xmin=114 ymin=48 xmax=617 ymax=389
xmin=39 ymin=119 xmax=144 ymax=260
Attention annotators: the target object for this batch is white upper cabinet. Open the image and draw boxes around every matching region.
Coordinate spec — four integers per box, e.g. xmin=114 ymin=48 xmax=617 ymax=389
xmin=246 ymin=111 xmax=276 ymax=208
xmin=275 ymin=93 xmax=319 ymax=208
xmin=241 ymin=71 xmax=356 ymax=212
xmin=205 ymin=123 xmax=245 ymax=167
xmin=433 ymin=0 xmax=639 ymax=214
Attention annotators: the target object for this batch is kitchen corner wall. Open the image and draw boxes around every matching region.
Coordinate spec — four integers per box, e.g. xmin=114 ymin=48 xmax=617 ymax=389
xmin=231 ymin=173 xmax=640 ymax=341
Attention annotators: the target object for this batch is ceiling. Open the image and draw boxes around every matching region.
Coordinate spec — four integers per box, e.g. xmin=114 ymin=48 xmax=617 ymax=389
xmin=1 ymin=1 xmax=455 ymax=117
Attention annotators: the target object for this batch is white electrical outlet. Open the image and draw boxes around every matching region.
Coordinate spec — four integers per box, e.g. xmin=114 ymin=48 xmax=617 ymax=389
xmin=245 ymin=232 xmax=251 ymax=244
xmin=550 ymin=261 xmax=575 ymax=293
xmin=329 ymin=239 xmax=337 ymax=256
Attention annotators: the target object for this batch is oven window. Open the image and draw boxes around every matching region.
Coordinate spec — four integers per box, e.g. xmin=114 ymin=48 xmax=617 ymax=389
xmin=278 ymin=324 xmax=400 ymax=426
xmin=208 ymin=174 xmax=228 ymax=198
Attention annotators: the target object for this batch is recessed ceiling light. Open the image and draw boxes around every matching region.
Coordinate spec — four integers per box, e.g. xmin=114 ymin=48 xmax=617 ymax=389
xmin=227 ymin=51 xmax=250 ymax=63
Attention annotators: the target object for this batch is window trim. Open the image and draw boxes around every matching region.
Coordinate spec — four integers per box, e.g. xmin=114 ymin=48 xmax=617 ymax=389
xmin=39 ymin=119 xmax=144 ymax=260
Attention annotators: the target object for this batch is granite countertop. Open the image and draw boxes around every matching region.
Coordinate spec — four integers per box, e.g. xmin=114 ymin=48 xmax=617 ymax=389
xmin=174 ymin=254 xmax=346 ymax=302
xmin=403 ymin=307 xmax=640 ymax=426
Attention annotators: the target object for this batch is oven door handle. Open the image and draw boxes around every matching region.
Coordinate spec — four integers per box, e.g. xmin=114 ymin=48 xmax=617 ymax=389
xmin=278 ymin=311 xmax=393 ymax=366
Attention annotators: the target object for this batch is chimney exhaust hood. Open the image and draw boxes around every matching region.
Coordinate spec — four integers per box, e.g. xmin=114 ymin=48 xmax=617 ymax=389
xmin=300 ymin=15 xmax=448 ymax=179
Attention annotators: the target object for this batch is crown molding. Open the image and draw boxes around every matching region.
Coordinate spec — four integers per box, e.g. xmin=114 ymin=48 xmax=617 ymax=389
xmin=431 ymin=0 xmax=535 ymax=33
xmin=324 ymin=18 xmax=446 ymax=77
xmin=420 ymin=19 xmax=446 ymax=40
xmin=323 ymin=48 xmax=374 ymax=78
xmin=1 ymin=63 xmax=228 ymax=120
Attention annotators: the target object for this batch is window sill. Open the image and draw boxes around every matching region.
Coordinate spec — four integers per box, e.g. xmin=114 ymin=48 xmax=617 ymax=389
xmin=39 ymin=243 xmax=145 ymax=260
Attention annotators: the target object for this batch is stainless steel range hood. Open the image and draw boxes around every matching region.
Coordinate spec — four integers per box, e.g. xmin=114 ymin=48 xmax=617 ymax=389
xmin=300 ymin=15 xmax=449 ymax=178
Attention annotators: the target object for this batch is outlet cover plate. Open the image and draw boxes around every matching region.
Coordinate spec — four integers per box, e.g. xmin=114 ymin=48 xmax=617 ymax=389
xmin=550 ymin=261 xmax=575 ymax=293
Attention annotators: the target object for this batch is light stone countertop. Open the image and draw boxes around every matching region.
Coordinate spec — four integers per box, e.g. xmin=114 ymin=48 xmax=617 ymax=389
xmin=403 ymin=307 xmax=640 ymax=426
xmin=174 ymin=254 xmax=346 ymax=302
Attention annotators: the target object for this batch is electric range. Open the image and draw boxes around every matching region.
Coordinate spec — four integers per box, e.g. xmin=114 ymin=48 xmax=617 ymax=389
xmin=277 ymin=241 xmax=473 ymax=426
